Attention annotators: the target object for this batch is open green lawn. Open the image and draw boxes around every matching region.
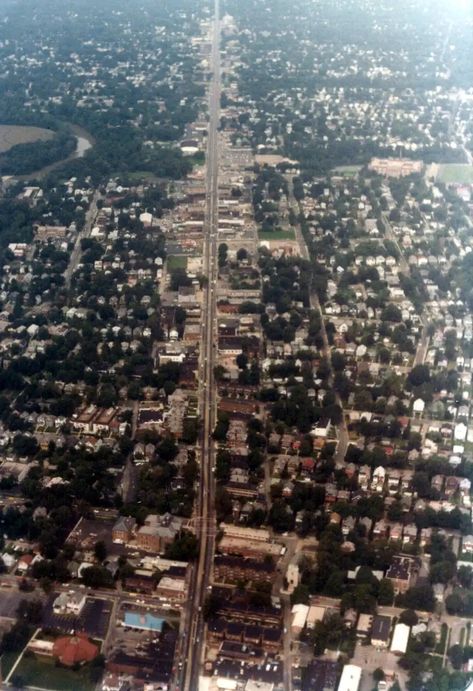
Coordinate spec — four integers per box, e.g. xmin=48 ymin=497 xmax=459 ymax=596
xmin=258 ymin=229 xmax=296 ymax=241
xmin=332 ymin=164 xmax=362 ymax=176
xmin=12 ymin=655 xmax=98 ymax=691
xmin=167 ymin=255 xmax=187 ymax=270
xmin=1 ymin=651 xmax=20 ymax=678
xmin=110 ymin=170 xmax=163 ymax=183
xmin=437 ymin=164 xmax=473 ymax=184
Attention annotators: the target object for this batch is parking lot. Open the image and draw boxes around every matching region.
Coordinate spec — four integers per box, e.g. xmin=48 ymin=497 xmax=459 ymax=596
xmin=0 ymin=587 xmax=38 ymax=618
xmin=106 ymin=620 xmax=177 ymax=685
xmin=66 ymin=517 xmax=126 ymax=557
xmin=111 ymin=625 xmax=163 ymax=656
xmin=351 ymin=642 xmax=407 ymax=691
xmin=42 ymin=595 xmax=113 ymax=639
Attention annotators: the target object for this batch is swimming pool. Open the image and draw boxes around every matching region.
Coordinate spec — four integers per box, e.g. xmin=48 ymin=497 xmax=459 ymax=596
xmin=123 ymin=611 xmax=165 ymax=631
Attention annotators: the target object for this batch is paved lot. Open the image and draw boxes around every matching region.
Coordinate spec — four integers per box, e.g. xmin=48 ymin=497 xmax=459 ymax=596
xmin=81 ymin=597 xmax=113 ymax=637
xmin=42 ymin=595 xmax=113 ymax=638
xmin=112 ymin=626 xmax=160 ymax=655
xmin=67 ymin=517 xmax=124 ymax=556
xmin=107 ymin=620 xmax=177 ymax=684
xmin=351 ymin=642 xmax=407 ymax=691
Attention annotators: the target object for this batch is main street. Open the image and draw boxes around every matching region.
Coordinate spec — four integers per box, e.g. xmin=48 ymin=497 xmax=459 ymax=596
xmin=179 ymin=1 xmax=220 ymax=689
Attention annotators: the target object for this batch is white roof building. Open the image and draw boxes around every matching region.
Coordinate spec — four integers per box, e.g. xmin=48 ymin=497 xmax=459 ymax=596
xmin=390 ymin=623 xmax=410 ymax=654
xmin=139 ymin=212 xmax=153 ymax=226
xmin=306 ymin=605 xmax=326 ymax=628
xmin=338 ymin=664 xmax=362 ymax=691
xmin=291 ymin=603 xmax=309 ymax=633
xmin=454 ymin=423 xmax=468 ymax=442
xmin=413 ymin=398 xmax=425 ymax=413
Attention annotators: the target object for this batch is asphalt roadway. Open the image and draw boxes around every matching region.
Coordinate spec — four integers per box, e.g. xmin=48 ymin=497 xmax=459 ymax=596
xmin=179 ymin=1 xmax=220 ymax=689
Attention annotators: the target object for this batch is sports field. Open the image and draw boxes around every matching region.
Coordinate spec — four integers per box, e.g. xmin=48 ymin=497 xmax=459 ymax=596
xmin=436 ymin=164 xmax=473 ymax=184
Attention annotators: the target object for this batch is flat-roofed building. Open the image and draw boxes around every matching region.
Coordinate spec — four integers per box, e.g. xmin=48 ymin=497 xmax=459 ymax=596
xmin=356 ymin=613 xmax=373 ymax=639
xmin=369 ymin=158 xmax=423 ymax=178
xmin=218 ymin=536 xmax=283 ymax=560
xmin=338 ymin=664 xmax=362 ymax=691
xmin=390 ymin=623 xmax=410 ymax=655
xmin=371 ymin=615 xmax=391 ymax=648
xmin=220 ymin=524 xmax=271 ymax=542
xmin=306 ymin=605 xmax=326 ymax=629
xmin=155 ymin=576 xmax=186 ymax=603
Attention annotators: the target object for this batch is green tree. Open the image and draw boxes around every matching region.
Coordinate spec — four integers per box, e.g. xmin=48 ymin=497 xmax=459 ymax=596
xmin=94 ymin=540 xmax=107 ymax=563
xmin=373 ymin=668 xmax=385 ymax=682
xmin=399 ymin=609 xmax=418 ymax=626
xmin=291 ymin=583 xmax=310 ymax=605
xmin=164 ymin=530 xmax=199 ymax=561
xmin=181 ymin=417 xmax=199 ymax=444
xmin=81 ymin=566 xmax=114 ymax=588
xmin=378 ymin=578 xmax=394 ymax=606
xmin=218 ymin=243 xmax=228 ymax=267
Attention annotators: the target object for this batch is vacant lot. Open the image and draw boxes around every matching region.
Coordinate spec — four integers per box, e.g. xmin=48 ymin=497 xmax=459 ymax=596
xmin=167 ymin=255 xmax=188 ymax=270
xmin=437 ymin=164 xmax=473 ymax=184
xmin=0 ymin=125 xmax=54 ymax=153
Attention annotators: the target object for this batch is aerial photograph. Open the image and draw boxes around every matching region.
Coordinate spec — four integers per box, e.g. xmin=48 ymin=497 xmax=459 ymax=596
xmin=0 ymin=0 xmax=471 ymax=690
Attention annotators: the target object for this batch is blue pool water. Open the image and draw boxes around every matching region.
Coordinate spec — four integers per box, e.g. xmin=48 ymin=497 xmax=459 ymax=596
xmin=123 ymin=611 xmax=164 ymax=631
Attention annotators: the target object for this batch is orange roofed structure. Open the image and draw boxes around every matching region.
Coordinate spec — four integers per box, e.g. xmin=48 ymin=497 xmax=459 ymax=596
xmin=53 ymin=634 xmax=99 ymax=667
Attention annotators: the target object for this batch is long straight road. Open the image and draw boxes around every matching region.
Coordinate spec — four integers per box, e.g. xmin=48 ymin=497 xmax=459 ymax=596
xmin=180 ymin=2 xmax=220 ymax=689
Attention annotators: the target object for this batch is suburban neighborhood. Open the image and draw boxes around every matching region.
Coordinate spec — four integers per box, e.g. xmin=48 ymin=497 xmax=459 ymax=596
xmin=0 ymin=1 xmax=471 ymax=691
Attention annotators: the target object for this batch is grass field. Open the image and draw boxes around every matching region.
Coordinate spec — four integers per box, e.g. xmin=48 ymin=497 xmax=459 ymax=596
xmin=332 ymin=165 xmax=362 ymax=176
xmin=437 ymin=164 xmax=473 ymax=184
xmin=0 ymin=125 xmax=54 ymax=153
xmin=258 ymin=229 xmax=296 ymax=241
xmin=12 ymin=655 xmax=97 ymax=691
xmin=112 ymin=170 xmax=162 ymax=183
xmin=167 ymin=255 xmax=187 ymax=270
xmin=1 ymin=651 xmax=20 ymax=678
